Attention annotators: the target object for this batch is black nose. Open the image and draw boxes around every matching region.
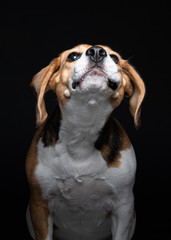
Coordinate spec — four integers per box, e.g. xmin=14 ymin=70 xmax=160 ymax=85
xmin=86 ymin=46 xmax=107 ymax=63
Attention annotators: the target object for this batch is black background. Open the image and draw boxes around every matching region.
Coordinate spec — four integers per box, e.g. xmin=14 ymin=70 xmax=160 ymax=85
xmin=1 ymin=1 xmax=170 ymax=239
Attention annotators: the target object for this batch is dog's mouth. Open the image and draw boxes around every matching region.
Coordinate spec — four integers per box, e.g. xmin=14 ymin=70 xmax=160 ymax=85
xmin=72 ymin=67 xmax=119 ymax=91
xmin=83 ymin=68 xmax=107 ymax=79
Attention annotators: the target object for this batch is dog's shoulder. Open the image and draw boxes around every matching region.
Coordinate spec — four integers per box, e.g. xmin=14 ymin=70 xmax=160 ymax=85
xmin=25 ymin=124 xmax=43 ymax=189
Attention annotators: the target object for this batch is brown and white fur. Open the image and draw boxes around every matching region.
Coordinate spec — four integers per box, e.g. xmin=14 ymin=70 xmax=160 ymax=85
xmin=26 ymin=44 xmax=145 ymax=240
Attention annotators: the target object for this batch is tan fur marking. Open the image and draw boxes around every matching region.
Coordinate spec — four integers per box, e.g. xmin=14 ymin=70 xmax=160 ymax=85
xmin=109 ymin=86 xmax=124 ymax=110
xmin=26 ymin=126 xmax=50 ymax=240
xmin=50 ymin=72 xmax=70 ymax=105
xmin=56 ymin=82 xmax=70 ymax=105
xmin=101 ymin=119 xmax=131 ymax=168
xmin=100 ymin=135 xmax=121 ymax=168
xmin=110 ymin=120 xmax=131 ymax=168
xmin=108 ymin=153 xmax=122 ymax=168
xmin=117 ymin=120 xmax=132 ymax=150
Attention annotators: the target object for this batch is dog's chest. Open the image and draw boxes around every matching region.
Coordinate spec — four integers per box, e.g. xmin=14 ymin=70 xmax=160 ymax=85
xmin=36 ymin=140 xmax=116 ymax=203
xmin=35 ymin=139 xmax=119 ymax=238
xmin=35 ymin=140 xmax=117 ymax=236
xmin=35 ymin=136 xmax=136 ymax=239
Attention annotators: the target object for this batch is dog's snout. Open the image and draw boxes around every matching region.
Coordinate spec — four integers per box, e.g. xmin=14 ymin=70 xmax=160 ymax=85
xmin=86 ymin=46 xmax=107 ymax=63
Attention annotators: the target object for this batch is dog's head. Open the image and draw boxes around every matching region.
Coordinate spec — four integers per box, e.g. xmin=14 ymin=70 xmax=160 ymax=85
xmin=31 ymin=44 xmax=145 ymax=128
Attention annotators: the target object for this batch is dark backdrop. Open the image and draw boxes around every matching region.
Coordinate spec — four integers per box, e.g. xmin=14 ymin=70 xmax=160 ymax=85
xmin=1 ymin=1 xmax=170 ymax=239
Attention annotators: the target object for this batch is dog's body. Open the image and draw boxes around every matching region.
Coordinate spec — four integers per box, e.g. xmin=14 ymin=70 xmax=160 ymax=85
xmin=26 ymin=44 xmax=145 ymax=240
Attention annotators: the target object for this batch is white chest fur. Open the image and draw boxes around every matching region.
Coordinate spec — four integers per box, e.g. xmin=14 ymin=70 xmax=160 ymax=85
xmin=35 ymin=138 xmax=136 ymax=240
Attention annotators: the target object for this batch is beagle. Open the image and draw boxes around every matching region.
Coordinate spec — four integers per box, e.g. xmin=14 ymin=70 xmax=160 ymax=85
xmin=26 ymin=44 xmax=145 ymax=240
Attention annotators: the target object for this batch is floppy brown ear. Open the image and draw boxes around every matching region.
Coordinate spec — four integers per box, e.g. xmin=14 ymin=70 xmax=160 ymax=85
xmin=121 ymin=59 xmax=145 ymax=129
xmin=30 ymin=58 xmax=60 ymax=126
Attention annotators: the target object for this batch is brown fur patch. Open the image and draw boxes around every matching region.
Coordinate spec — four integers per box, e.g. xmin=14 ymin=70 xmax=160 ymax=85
xmin=108 ymin=120 xmax=131 ymax=168
xmin=107 ymin=152 xmax=122 ymax=168
xmin=95 ymin=117 xmax=131 ymax=168
xmin=100 ymin=137 xmax=121 ymax=168
xmin=26 ymin=127 xmax=50 ymax=240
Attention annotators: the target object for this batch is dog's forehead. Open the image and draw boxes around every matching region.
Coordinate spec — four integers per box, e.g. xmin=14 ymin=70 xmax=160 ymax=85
xmin=71 ymin=44 xmax=92 ymax=52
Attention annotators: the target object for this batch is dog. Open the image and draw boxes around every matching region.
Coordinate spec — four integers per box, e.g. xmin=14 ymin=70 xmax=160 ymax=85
xmin=26 ymin=44 xmax=145 ymax=240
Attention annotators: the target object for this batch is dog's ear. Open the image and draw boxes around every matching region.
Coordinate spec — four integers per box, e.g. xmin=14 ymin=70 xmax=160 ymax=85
xmin=120 ymin=59 xmax=145 ymax=129
xmin=30 ymin=58 xmax=60 ymax=127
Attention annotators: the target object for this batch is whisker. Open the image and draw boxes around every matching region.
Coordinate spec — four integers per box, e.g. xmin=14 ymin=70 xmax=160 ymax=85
xmin=127 ymin=55 xmax=135 ymax=61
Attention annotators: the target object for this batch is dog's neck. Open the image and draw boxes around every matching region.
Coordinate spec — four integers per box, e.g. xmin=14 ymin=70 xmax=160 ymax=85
xmin=59 ymin=92 xmax=113 ymax=160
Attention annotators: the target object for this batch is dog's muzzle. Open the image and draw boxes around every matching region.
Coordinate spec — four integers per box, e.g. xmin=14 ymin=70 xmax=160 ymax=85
xmin=72 ymin=46 xmax=120 ymax=91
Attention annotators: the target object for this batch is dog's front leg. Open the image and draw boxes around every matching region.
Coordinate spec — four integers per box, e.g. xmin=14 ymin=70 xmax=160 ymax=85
xmin=29 ymin=195 xmax=53 ymax=240
xmin=111 ymin=195 xmax=136 ymax=240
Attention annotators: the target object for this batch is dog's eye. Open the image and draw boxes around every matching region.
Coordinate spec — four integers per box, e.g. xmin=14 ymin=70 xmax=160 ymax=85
xmin=110 ymin=54 xmax=119 ymax=64
xmin=67 ymin=52 xmax=81 ymax=62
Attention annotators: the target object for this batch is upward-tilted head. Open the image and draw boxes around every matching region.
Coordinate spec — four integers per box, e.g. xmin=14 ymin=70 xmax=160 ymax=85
xmin=31 ymin=44 xmax=145 ymax=128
